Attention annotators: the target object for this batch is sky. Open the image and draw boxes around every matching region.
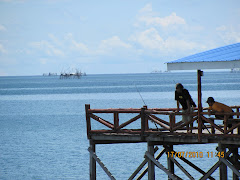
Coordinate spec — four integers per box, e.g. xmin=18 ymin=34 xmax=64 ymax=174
xmin=0 ymin=0 xmax=240 ymax=76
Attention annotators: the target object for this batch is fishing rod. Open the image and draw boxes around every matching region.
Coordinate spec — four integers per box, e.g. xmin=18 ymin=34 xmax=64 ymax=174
xmin=134 ymin=84 xmax=147 ymax=106
xmin=133 ymin=83 xmax=160 ymax=130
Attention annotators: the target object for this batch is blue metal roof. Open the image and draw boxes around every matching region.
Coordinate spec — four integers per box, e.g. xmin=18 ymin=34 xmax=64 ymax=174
xmin=167 ymin=42 xmax=240 ymax=63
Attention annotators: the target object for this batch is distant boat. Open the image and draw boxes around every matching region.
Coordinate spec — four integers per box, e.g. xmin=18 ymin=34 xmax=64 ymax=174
xmin=231 ymin=68 xmax=240 ymax=73
xmin=43 ymin=73 xmax=57 ymax=76
xmin=151 ymin=70 xmax=162 ymax=73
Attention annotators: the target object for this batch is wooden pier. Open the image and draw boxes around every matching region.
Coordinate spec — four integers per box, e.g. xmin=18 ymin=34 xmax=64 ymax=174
xmin=85 ymin=71 xmax=240 ymax=179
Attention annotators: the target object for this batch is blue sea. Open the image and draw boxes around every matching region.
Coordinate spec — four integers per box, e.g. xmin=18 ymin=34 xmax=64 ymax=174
xmin=0 ymin=71 xmax=240 ymax=179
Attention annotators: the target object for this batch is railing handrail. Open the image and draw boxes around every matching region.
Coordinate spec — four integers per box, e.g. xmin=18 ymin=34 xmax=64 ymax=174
xmin=88 ymin=106 xmax=240 ymax=114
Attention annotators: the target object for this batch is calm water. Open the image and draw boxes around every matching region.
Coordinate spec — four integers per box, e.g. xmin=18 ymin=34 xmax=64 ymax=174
xmin=0 ymin=72 xmax=240 ymax=179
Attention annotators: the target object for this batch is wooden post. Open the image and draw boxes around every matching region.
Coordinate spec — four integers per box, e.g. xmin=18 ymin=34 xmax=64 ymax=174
xmin=237 ymin=107 xmax=239 ymax=118
xmin=85 ymin=104 xmax=91 ymax=139
xmin=218 ymin=143 xmax=227 ymax=180
xmin=166 ymin=145 xmax=174 ymax=180
xmin=237 ymin=108 xmax=240 ymax=135
xmin=232 ymin=147 xmax=239 ymax=180
xmin=144 ymin=105 xmax=149 ymax=131
xmin=197 ymin=70 xmax=203 ymax=142
xmin=136 ymin=148 xmax=166 ymax=180
xmin=170 ymin=114 xmax=175 ymax=132
xmin=148 ymin=142 xmax=155 ymax=180
xmin=129 ymin=147 xmax=159 ymax=180
xmin=114 ymin=112 xmax=119 ymax=131
xmin=224 ymin=115 xmax=228 ymax=134
xmin=141 ymin=106 xmax=146 ymax=140
xmin=90 ymin=140 xmax=96 ymax=180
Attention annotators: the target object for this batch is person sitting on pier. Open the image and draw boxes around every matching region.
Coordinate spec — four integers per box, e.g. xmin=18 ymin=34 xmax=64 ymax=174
xmin=175 ymin=83 xmax=196 ymax=133
xmin=206 ymin=97 xmax=233 ymax=128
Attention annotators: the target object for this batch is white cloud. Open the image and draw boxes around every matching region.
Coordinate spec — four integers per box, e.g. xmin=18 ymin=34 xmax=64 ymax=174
xmin=64 ymin=33 xmax=89 ymax=53
xmin=139 ymin=3 xmax=153 ymax=14
xmin=130 ymin=28 xmax=164 ymax=49
xmin=136 ymin=4 xmax=186 ymax=28
xmin=30 ymin=40 xmax=64 ymax=57
xmin=0 ymin=25 xmax=7 ymax=31
xmin=130 ymin=27 xmax=200 ymax=57
xmin=216 ymin=25 xmax=240 ymax=43
xmin=139 ymin=12 xmax=186 ymax=27
xmin=0 ymin=44 xmax=7 ymax=53
xmin=129 ymin=4 xmax=212 ymax=60
xmin=39 ymin=58 xmax=47 ymax=65
xmin=48 ymin=34 xmax=63 ymax=47
xmin=164 ymin=37 xmax=198 ymax=52
xmin=97 ymin=36 xmax=132 ymax=55
xmin=29 ymin=33 xmax=93 ymax=66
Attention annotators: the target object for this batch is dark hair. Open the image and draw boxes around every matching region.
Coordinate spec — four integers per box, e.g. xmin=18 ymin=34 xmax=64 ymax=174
xmin=206 ymin=97 xmax=215 ymax=103
xmin=176 ymin=83 xmax=183 ymax=89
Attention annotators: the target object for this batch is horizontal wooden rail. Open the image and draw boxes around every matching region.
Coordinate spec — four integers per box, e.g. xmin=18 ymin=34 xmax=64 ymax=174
xmin=116 ymin=114 xmax=141 ymax=131
xmin=88 ymin=109 xmax=141 ymax=113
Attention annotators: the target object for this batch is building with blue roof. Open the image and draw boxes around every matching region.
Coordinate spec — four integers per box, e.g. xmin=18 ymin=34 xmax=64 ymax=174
xmin=166 ymin=42 xmax=240 ymax=71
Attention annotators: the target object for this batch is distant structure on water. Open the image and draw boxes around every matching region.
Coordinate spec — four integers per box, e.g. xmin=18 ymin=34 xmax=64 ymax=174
xmin=60 ymin=68 xmax=86 ymax=79
xmin=151 ymin=70 xmax=162 ymax=73
xmin=231 ymin=68 xmax=240 ymax=73
xmin=43 ymin=72 xmax=58 ymax=76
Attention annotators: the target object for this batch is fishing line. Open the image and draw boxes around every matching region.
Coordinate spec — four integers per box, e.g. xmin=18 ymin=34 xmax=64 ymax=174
xmin=133 ymin=83 xmax=159 ymax=130
xmin=134 ymin=83 xmax=146 ymax=106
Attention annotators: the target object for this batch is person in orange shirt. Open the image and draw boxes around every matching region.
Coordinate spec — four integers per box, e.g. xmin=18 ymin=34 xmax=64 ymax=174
xmin=206 ymin=97 xmax=233 ymax=119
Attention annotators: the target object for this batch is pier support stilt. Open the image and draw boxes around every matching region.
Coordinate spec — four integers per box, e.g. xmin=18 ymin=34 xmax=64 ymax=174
xmin=165 ymin=145 xmax=174 ymax=180
xmin=148 ymin=142 xmax=155 ymax=180
xmin=90 ymin=140 xmax=96 ymax=180
xmin=232 ymin=147 xmax=239 ymax=180
xmin=219 ymin=143 xmax=227 ymax=180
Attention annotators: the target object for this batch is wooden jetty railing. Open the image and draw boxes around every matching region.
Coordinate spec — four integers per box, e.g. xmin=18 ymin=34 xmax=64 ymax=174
xmin=85 ymin=104 xmax=240 ymax=141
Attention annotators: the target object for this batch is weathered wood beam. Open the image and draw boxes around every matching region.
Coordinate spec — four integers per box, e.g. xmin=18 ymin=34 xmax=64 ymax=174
xmin=89 ymin=141 xmax=96 ymax=180
xmin=172 ymin=116 xmax=197 ymax=131
xmin=225 ymin=122 xmax=240 ymax=134
xmin=117 ymin=114 xmax=141 ymax=130
xmin=231 ymin=147 xmax=240 ymax=180
xmin=85 ymin=104 xmax=91 ymax=139
xmin=136 ymin=147 xmax=166 ymax=180
xmin=169 ymin=157 xmax=194 ymax=180
xmin=88 ymin=109 xmax=141 ymax=113
xmin=148 ymin=115 xmax=170 ymax=130
xmin=200 ymin=161 xmax=221 ymax=180
xmin=89 ymin=114 xmax=114 ymax=129
xmin=219 ymin=157 xmax=240 ymax=177
xmin=149 ymin=114 xmax=170 ymax=126
xmin=145 ymin=151 xmax=180 ymax=180
xmin=128 ymin=146 xmax=159 ymax=180
xmin=197 ymin=70 xmax=203 ymax=142
xmin=165 ymin=145 xmax=174 ymax=180
xmin=237 ymin=107 xmax=240 ymax=118
xmin=174 ymin=150 xmax=215 ymax=180
xmin=141 ymin=107 xmax=147 ymax=140
xmin=202 ymin=116 xmax=224 ymax=133
xmin=87 ymin=106 xmax=240 ymax=115
xmin=114 ymin=112 xmax=119 ymax=131
xmin=147 ymin=142 xmax=155 ymax=180
xmin=218 ymin=143 xmax=227 ymax=179
xmin=88 ymin=147 xmax=116 ymax=180
xmin=169 ymin=114 xmax=176 ymax=132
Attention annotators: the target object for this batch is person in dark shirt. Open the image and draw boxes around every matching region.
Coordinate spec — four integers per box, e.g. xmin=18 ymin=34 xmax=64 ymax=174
xmin=175 ymin=83 xmax=196 ymax=133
